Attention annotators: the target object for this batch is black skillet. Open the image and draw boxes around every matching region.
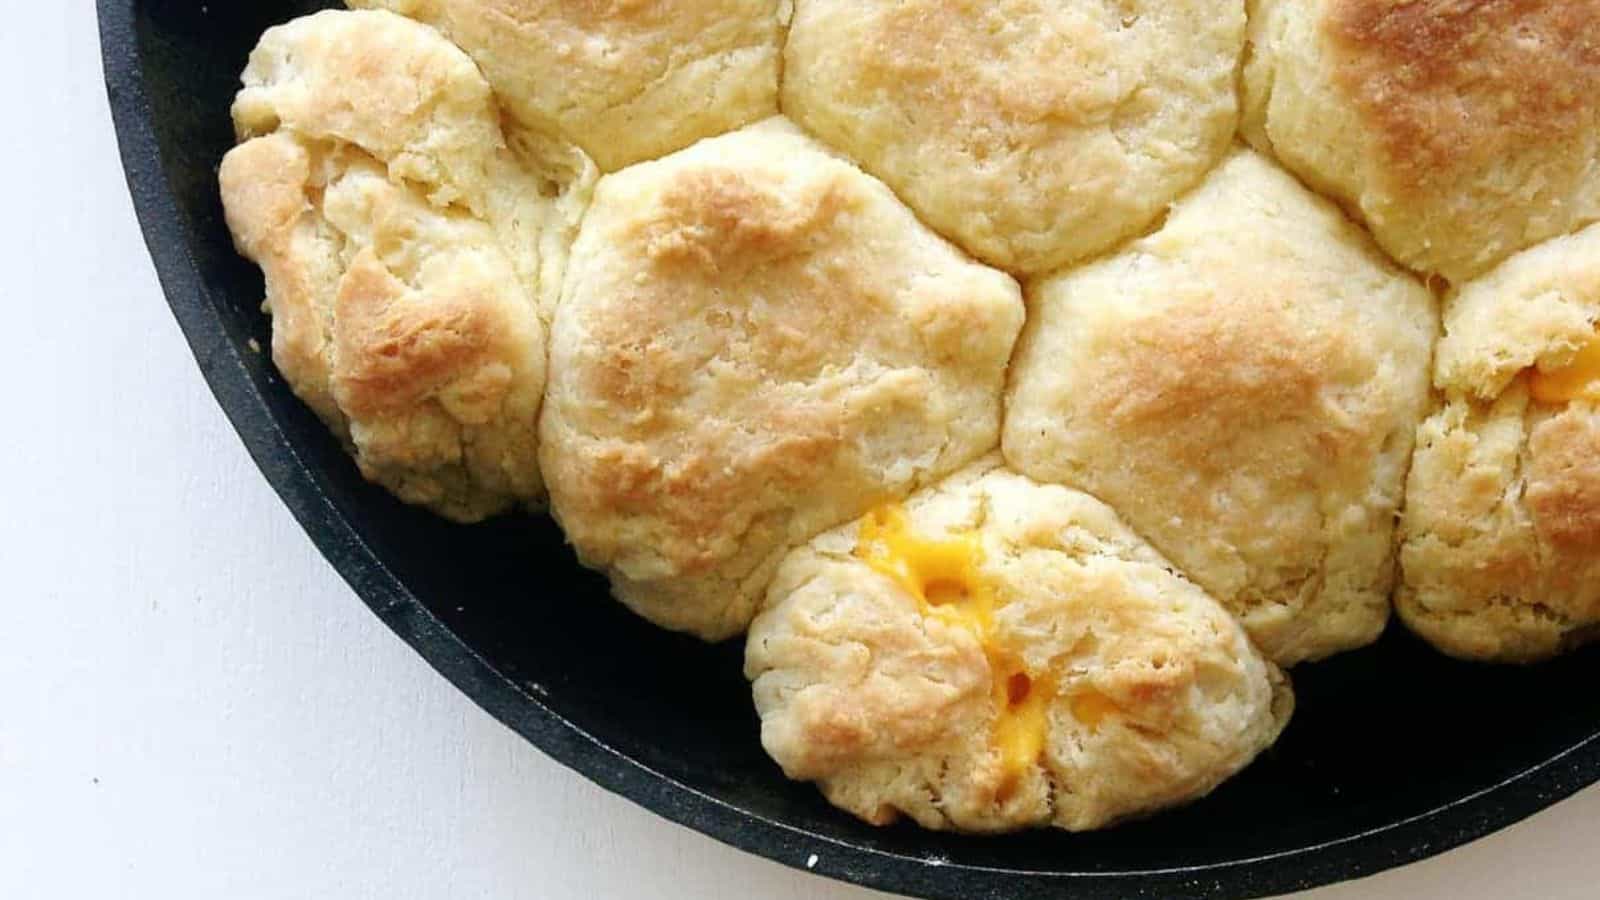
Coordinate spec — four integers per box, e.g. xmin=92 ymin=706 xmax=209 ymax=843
xmin=98 ymin=2 xmax=1600 ymax=897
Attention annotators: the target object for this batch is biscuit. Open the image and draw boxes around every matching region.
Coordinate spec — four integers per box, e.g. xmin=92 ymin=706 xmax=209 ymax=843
xmin=229 ymin=9 xmax=596 ymax=323
xmin=746 ymin=460 xmax=1293 ymax=833
xmin=1398 ymin=223 xmax=1600 ymax=662
xmin=540 ymin=119 xmax=1025 ymax=640
xmin=1003 ymin=149 xmax=1437 ymax=666
xmin=781 ymin=0 xmax=1244 ymax=275
xmin=220 ymin=10 xmax=594 ymax=520
xmin=349 ymin=0 xmax=786 ymax=172
xmin=1243 ymin=0 xmax=1600 ymax=282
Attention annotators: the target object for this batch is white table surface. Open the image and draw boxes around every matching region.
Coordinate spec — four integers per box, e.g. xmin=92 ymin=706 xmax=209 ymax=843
xmin=3 ymin=8 xmax=1596 ymax=899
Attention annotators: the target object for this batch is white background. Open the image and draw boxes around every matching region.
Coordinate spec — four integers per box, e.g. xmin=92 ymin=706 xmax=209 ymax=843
xmin=2 ymin=7 xmax=1596 ymax=899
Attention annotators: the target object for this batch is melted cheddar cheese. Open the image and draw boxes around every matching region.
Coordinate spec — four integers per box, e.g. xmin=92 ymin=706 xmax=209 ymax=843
xmin=1069 ymin=689 xmax=1122 ymax=733
xmin=993 ymin=670 xmax=1050 ymax=772
xmin=857 ymin=505 xmax=993 ymax=632
xmin=1530 ymin=332 xmax=1600 ymax=405
xmin=855 ymin=506 xmax=1061 ymax=788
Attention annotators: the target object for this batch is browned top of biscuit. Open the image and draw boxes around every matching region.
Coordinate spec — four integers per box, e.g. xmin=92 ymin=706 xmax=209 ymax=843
xmin=1327 ymin=0 xmax=1600 ymax=189
xmin=352 ymin=0 xmax=783 ymax=170
xmin=1092 ymin=294 xmax=1354 ymax=470
xmin=541 ymin=120 xmax=1023 ymax=639
xmin=331 ymin=250 xmax=510 ymax=421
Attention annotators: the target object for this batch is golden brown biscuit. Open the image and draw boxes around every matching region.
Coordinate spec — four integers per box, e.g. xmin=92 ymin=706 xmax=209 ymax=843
xmin=1243 ymin=0 xmax=1600 ymax=282
xmin=230 ymin=9 xmax=595 ymax=323
xmin=746 ymin=460 xmax=1293 ymax=833
xmin=1003 ymin=149 xmax=1437 ymax=666
xmin=220 ymin=10 xmax=594 ymax=520
xmin=349 ymin=0 xmax=786 ymax=172
xmin=1399 ymin=223 xmax=1600 ymax=662
xmin=782 ymin=0 xmax=1244 ymax=275
xmin=541 ymin=119 xmax=1025 ymax=640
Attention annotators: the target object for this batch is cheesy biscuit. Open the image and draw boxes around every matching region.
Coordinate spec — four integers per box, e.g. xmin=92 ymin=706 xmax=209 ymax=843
xmin=746 ymin=460 xmax=1292 ymax=832
xmin=541 ymin=119 xmax=1025 ymax=640
xmin=1399 ymin=223 xmax=1600 ymax=662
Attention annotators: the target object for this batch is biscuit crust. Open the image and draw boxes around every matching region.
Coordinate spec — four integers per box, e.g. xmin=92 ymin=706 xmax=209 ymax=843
xmin=746 ymin=461 xmax=1292 ymax=832
xmin=783 ymin=0 xmax=1244 ymax=276
xmin=1399 ymin=224 xmax=1600 ymax=662
xmin=1244 ymin=0 xmax=1600 ymax=281
xmin=1004 ymin=150 xmax=1437 ymax=666
xmin=220 ymin=10 xmax=594 ymax=520
xmin=541 ymin=119 xmax=1024 ymax=640
xmin=350 ymin=0 xmax=785 ymax=172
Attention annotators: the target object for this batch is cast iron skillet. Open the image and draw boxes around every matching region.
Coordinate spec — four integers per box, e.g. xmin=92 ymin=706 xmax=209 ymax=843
xmin=99 ymin=2 xmax=1600 ymax=897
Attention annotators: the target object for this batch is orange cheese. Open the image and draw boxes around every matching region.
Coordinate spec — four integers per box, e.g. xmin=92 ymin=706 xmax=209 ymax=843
xmin=1069 ymin=689 xmax=1122 ymax=733
xmin=857 ymin=505 xmax=993 ymax=633
xmin=855 ymin=506 xmax=1054 ymax=786
xmin=993 ymin=670 xmax=1050 ymax=774
xmin=1530 ymin=332 xmax=1600 ymax=405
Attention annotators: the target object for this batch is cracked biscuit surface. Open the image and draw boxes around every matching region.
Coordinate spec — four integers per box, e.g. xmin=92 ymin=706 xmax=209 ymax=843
xmin=783 ymin=0 xmax=1245 ymax=276
xmin=1399 ymin=223 xmax=1600 ymax=663
xmin=350 ymin=0 xmax=786 ymax=172
xmin=746 ymin=459 xmax=1292 ymax=833
xmin=220 ymin=9 xmax=594 ymax=520
xmin=1244 ymin=0 xmax=1600 ymax=282
xmin=1004 ymin=150 xmax=1437 ymax=666
xmin=541 ymin=119 xmax=1025 ymax=641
